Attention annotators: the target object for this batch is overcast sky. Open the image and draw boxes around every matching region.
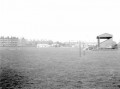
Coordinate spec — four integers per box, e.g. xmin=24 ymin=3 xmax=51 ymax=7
xmin=0 ymin=0 xmax=120 ymax=42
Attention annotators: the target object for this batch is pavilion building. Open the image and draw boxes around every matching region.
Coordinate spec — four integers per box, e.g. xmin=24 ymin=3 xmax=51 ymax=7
xmin=96 ymin=33 xmax=116 ymax=49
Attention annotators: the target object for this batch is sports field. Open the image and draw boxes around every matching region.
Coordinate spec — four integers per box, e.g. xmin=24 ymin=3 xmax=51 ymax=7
xmin=0 ymin=48 xmax=120 ymax=89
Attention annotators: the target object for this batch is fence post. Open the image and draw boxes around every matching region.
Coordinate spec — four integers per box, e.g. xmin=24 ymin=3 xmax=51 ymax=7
xmin=79 ymin=41 xmax=82 ymax=57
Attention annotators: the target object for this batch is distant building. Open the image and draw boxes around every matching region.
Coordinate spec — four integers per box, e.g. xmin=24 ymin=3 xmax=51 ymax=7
xmin=83 ymin=42 xmax=97 ymax=50
xmin=0 ymin=37 xmax=19 ymax=47
xmin=37 ymin=44 xmax=51 ymax=48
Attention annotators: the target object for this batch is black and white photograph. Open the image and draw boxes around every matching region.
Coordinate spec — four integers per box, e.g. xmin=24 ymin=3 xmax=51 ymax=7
xmin=0 ymin=0 xmax=120 ymax=89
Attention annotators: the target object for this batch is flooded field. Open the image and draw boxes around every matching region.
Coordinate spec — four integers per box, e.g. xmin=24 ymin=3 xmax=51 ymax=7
xmin=0 ymin=48 xmax=120 ymax=89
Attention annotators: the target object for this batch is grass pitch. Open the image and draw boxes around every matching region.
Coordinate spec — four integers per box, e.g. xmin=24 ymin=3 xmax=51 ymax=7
xmin=0 ymin=48 xmax=120 ymax=89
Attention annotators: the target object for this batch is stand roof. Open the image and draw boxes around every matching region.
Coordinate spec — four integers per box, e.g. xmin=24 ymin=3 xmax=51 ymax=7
xmin=97 ymin=33 xmax=113 ymax=39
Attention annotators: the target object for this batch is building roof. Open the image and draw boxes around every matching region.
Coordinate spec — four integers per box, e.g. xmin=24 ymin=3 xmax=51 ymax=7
xmin=97 ymin=33 xmax=113 ymax=39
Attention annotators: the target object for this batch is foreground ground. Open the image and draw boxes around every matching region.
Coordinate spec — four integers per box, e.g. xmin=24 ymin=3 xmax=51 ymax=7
xmin=0 ymin=48 xmax=120 ymax=89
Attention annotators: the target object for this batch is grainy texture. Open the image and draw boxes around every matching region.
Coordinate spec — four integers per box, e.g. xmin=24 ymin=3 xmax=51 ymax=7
xmin=0 ymin=48 xmax=120 ymax=89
